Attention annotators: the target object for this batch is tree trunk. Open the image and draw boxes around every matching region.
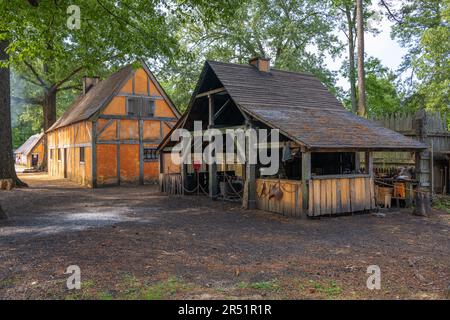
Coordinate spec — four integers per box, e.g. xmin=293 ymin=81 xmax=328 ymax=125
xmin=43 ymin=89 xmax=56 ymax=131
xmin=356 ymin=0 xmax=366 ymax=117
xmin=0 ymin=39 xmax=27 ymax=188
xmin=345 ymin=5 xmax=357 ymax=113
xmin=40 ymin=89 xmax=56 ymax=169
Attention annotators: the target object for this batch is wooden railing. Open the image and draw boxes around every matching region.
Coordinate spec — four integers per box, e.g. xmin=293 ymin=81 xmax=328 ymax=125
xmin=159 ymin=173 xmax=183 ymax=195
xmin=255 ymin=178 xmax=303 ymax=217
xmin=308 ymin=174 xmax=375 ymax=216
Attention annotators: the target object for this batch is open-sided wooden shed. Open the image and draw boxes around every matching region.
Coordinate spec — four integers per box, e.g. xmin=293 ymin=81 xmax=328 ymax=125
xmin=159 ymin=58 xmax=428 ymax=217
xmin=14 ymin=133 xmax=44 ymax=168
xmin=47 ymin=60 xmax=179 ymax=187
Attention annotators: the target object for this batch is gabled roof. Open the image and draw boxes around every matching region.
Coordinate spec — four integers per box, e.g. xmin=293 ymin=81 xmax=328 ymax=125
xmin=14 ymin=133 xmax=44 ymax=156
xmin=47 ymin=60 xmax=179 ymax=132
xmin=204 ymin=60 xmax=426 ymax=150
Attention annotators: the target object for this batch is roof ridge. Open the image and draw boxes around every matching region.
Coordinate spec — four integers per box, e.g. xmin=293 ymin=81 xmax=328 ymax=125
xmin=206 ymin=59 xmax=315 ymax=77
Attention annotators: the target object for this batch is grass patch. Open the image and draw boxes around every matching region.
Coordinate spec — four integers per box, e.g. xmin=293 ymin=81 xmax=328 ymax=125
xmin=433 ymin=195 xmax=450 ymax=214
xmin=64 ymin=279 xmax=96 ymax=300
xmin=303 ymin=280 xmax=342 ymax=298
xmin=144 ymin=277 xmax=189 ymax=300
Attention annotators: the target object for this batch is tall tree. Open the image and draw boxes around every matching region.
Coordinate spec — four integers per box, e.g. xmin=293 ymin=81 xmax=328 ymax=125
xmin=356 ymin=0 xmax=367 ymax=116
xmin=0 ymin=39 xmax=27 ymax=188
xmin=2 ymin=0 xmax=180 ymax=167
xmin=164 ymin=0 xmax=342 ymax=110
xmin=333 ymin=0 xmax=379 ymax=113
xmin=381 ymin=0 xmax=449 ymax=117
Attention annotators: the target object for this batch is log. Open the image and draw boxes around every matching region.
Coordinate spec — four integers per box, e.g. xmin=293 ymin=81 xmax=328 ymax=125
xmin=0 ymin=179 xmax=13 ymax=190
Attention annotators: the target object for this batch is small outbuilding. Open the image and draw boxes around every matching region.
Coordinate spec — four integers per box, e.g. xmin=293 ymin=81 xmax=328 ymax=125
xmin=159 ymin=58 xmax=428 ymax=217
xmin=14 ymin=133 xmax=45 ymax=168
xmin=47 ymin=60 xmax=180 ymax=187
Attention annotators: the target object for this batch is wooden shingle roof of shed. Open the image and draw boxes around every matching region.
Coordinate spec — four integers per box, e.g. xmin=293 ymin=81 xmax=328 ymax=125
xmin=206 ymin=60 xmax=426 ymax=150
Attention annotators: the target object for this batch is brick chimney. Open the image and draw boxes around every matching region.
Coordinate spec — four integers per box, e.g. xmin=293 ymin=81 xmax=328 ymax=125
xmin=82 ymin=76 xmax=100 ymax=94
xmin=249 ymin=57 xmax=271 ymax=72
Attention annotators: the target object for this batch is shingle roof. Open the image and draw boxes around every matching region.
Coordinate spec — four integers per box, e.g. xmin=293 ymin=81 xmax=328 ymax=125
xmin=47 ymin=65 xmax=134 ymax=132
xmin=47 ymin=60 xmax=179 ymax=132
xmin=206 ymin=60 xmax=426 ymax=150
xmin=14 ymin=133 xmax=44 ymax=156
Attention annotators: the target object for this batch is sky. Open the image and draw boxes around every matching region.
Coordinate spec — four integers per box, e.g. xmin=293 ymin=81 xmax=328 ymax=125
xmin=325 ymin=7 xmax=407 ymax=90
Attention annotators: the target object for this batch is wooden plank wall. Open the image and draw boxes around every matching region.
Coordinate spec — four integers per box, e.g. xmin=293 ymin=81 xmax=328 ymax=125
xmin=159 ymin=173 xmax=183 ymax=195
xmin=308 ymin=175 xmax=375 ymax=216
xmin=255 ymin=179 xmax=303 ymax=217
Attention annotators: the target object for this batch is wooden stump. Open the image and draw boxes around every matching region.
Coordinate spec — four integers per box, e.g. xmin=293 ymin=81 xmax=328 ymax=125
xmin=0 ymin=179 xmax=13 ymax=190
xmin=413 ymin=190 xmax=431 ymax=216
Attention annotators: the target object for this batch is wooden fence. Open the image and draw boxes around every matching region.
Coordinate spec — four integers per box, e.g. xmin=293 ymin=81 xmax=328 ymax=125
xmin=308 ymin=175 xmax=376 ymax=216
xmin=255 ymin=178 xmax=303 ymax=217
xmin=159 ymin=173 xmax=183 ymax=195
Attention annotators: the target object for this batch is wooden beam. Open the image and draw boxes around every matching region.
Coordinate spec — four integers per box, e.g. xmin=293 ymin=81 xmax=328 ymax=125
xmin=355 ymin=152 xmax=361 ymax=172
xmin=97 ymin=119 xmax=115 ymax=137
xmin=139 ymin=119 xmax=144 ymax=185
xmin=301 ymin=151 xmax=311 ymax=217
xmin=116 ymin=93 xmax=164 ymax=100
xmin=117 ymin=119 xmax=121 ymax=185
xmin=196 ymin=87 xmax=226 ymax=99
xmin=365 ymin=152 xmax=373 ymax=177
xmin=92 ymin=121 xmax=97 ymax=188
xmin=208 ymin=94 xmax=218 ymax=198
xmin=213 ymin=99 xmax=230 ymax=121
xmin=98 ymin=115 xmax=177 ymax=122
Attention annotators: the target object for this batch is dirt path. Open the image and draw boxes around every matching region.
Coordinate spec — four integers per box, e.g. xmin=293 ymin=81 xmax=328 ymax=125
xmin=0 ymin=173 xmax=449 ymax=299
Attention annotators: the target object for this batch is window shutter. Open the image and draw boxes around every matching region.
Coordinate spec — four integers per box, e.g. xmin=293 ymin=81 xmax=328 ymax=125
xmin=127 ymin=97 xmax=140 ymax=116
xmin=141 ymin=98 xmax=154 ymax=117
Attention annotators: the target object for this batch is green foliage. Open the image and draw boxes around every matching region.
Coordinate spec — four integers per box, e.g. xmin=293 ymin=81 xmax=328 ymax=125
xmin=364 ymin=57 xmax=402 ymax=116
xmin=390 ymin=0 xmax=449 ymax=115
xmin=159 ymin=0 xmax=344 ymax=110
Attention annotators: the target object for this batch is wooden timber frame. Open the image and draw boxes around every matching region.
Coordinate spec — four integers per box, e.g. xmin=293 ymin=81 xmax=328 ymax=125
xmin=157 ymin=59 xmax=429 ymax=217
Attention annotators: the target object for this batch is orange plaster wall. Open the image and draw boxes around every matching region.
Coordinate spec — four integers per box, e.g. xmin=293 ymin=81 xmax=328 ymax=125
xmin=143 ymin=120 xmax=161 ymax=140
xmin=144 ymin=161 xmax=159 ymax=181
xmin=120 ymin=144 xmax=140 ymax=183
xmin=97 ymin=119 xmax=118 ymax=141
xmin=154 ymin=100 xmax=176 ymax=118
xmin=120 ymin=120 xmax=139 ymax=140
xmin=102 ymin=97 xmax=126 ymax=115
xmin=121 ymin=77 xmax=133 ymax=94
xmin=134 ymin=68 xmax=149 ymax=95
xmin=96 ymin=144 xmax=118 ymax=185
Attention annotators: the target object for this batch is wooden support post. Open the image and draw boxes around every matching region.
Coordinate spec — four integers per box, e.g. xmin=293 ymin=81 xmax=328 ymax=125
xmin=91 ymin=121 xmax=97 ymax=188
xmin=414 ymin=151 xmax=431 ymax=216
xmin=355 ymin=152 xmax=361 ymax=173
xmin=117 ymin=120 xmax=121 ymax=185
xmin=181 ymin=163 xmax=188 ymax=195
xmin=301 ymin=151 xmax=311 ymax=217
xmin=208 ymin=94 xmax=218 ymax=199
xmin=365 ymin=151 xmax=373 ymax=177
xmin=243 ymin=120 xmax=256 ymax=209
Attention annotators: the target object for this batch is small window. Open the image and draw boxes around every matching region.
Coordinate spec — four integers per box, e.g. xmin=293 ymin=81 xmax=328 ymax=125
xmin=49 ymin=149 xmax=53 ymax=160
xmin=58 ymin=148 xmax=62 ymax=161
xmin=127 ymin=97 xmax=140 ymax=116
xmin=80 ymin=147 xmax=85 ymax=163
xmin=142 ymin=98 xmax=155 ymax=117
xmin=143 ymin=148 xmax=158 ymax=162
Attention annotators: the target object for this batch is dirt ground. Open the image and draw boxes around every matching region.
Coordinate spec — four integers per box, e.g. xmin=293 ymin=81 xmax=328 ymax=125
xmin=0 ymin=173 xmax=449 ymax=300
